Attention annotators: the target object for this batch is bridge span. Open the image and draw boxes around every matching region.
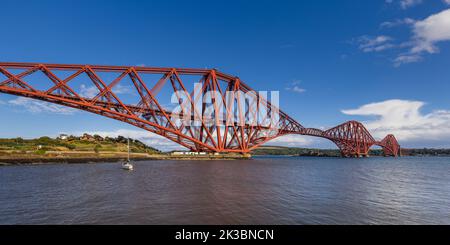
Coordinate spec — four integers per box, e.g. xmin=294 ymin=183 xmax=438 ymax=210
xmin=0 ymin=62 xmax=400 ymax=157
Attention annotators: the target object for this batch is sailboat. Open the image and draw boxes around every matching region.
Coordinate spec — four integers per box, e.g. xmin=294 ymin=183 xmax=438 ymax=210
xmin=121 ymin=138 xmax=134 ymax=171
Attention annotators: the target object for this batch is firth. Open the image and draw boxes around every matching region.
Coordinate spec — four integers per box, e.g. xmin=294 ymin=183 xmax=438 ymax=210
xmin=175 ymin=229 xmax=210 ymax=243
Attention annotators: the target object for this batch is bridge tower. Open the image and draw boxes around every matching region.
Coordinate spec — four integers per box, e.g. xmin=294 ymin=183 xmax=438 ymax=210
xmin=323 ymin=121 xmax=376 ymax=157
xmin=378 ymin=134 xmax=401 ymax=157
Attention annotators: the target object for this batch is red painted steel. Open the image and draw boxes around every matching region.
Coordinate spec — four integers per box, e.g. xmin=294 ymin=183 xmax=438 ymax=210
xmin=0 ymin=62 xmax=400 ymax=157
xmin=378 ymin=134 xmax=401 ymax=157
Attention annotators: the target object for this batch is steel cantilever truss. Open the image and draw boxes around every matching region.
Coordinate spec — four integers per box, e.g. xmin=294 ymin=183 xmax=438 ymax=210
xmin=0 ymin=62 xmax=400 ymax=157
xmin=300 ymin=121 xmax=401 ymax=157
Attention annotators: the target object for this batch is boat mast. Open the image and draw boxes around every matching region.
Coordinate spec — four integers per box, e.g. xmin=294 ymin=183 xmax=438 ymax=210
xmin=127 ymin=137 xmax=130 ymax=162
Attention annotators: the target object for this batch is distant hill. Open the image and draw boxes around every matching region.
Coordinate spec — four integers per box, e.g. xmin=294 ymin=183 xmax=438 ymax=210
xmin=252 ymin=146 xmax=450 ymax=157
xmin=251 ymin=146 xmax=341 ymax=157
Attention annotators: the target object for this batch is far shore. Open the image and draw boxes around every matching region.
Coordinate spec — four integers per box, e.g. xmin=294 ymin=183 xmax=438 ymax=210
xmin=2 ymin=135 xmax=449 ymax=166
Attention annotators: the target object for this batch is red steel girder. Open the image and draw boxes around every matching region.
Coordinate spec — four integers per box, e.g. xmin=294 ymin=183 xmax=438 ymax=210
xmin=376 ymin=134 xmax=401 ymax=157
xmin=0 ymin=62 xmax=400 ymax=156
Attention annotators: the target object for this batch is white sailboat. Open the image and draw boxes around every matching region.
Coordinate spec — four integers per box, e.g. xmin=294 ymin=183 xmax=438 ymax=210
xmin=121 ymin=138 xmax=134 ymax=171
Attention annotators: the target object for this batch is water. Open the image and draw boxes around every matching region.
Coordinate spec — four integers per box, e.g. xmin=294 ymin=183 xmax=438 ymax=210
xmin=0 ymin=156 xmax=449 ymax=225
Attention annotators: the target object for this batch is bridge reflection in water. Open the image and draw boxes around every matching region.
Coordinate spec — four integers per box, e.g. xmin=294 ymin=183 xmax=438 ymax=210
xmin=0 ymin=62 xmax=400 ymax=157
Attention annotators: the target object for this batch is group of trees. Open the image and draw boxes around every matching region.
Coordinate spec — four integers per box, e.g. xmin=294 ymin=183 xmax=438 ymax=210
xmin=251 ymin=146 xmax=450 ymax=157
xmin=402 ymin=148 xmax=450 ymax=156
xmin=251 ymin=146 xmax=341 ymax=157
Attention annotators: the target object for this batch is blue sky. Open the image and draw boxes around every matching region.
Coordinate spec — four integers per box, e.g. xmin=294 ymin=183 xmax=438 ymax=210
xmin=1 ymin=0 xmax=450 ymax=150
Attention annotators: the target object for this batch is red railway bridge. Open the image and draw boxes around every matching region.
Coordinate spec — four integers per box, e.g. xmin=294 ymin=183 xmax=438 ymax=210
xmin=0 ymin=62 xmax=400 ymax=157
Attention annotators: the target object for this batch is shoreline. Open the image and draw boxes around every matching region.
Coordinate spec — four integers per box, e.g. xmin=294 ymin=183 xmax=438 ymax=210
xmin=1 ymin=153 xmax=448 ymax=166
xmin=0 ymin=154 xmax=251 ymax=166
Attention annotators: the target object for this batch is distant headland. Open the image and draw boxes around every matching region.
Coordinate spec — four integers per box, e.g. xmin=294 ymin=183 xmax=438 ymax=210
xmin=252 ymin=146 xmax=450 ymax=157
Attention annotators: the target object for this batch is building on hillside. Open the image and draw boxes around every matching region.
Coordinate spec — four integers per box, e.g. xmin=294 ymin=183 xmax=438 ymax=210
xmin=58 ymin=134 xmax=69 ymax=140
xmin=93 ymin=134 xmax=104 ymax=141
xmin=81 ymin=133 xmax=95 ymax=141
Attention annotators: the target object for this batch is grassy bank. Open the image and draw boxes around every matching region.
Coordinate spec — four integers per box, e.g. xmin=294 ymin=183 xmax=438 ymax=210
xmin=0 ymin=135 xmax=160 ymax=155
xmin=0 ymin=135 xmax=162 ymax=165
xmin=0 ymin=134 xmax=250 ymax=165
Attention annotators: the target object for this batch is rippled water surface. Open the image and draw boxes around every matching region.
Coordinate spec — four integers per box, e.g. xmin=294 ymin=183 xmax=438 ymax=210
xmin=1 ymin=156 xmax=449 ymax=224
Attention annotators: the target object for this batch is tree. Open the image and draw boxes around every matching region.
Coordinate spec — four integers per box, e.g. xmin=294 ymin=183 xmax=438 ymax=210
xmin=15 ymin=137 xmax=24 ymax=143
xmin=116 ymin=135 xmax=127 ymax=143
xmin=93 ymin=134 xmax=104 ymax=141
xmin=94 ymin=144 xmax=101 ymax=153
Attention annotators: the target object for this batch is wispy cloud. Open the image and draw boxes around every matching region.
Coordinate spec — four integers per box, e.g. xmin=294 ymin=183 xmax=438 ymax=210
xmin=386 ymin=0 xmax=423 ymax=9
xmin=395 ymin=8 xmax=450 ymax=65
xmin=356 ymin=8 xmax=450 ymax=66
xmin=80 ymin=84 xmax=99 ymax=98
xmin=79 ymin=84 xmax=135 ymax=98
xmin=380 ymin=18 xmax=415 ymax=28
xmin=285 ymin=80 xmax=306 ymax=93
xmin=356 ymin=35 xmax=395 ymax=53
xmin=393 ymin=54 xmax=422 ymax=66
xmin=342 ymin=99 xmax=450 ymax=145
xmin=400 ymin=0 xmax=423 ymax=9
xmin=112 ymin=84 xmax=134 ymax=95
xmin=268 ymin=134 xmax=315 ymax=147
xmin=8 ymin=97 xmax=76 ymax=115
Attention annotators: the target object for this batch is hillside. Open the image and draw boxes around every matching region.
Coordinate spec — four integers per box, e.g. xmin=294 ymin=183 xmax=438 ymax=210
xmin=0 ymin=134 xmax=161 ymax=156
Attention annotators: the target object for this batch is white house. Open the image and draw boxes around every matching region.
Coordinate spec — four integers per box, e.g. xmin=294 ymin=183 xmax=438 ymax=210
xmin=58 ymin=134 xmax=69 ymax=140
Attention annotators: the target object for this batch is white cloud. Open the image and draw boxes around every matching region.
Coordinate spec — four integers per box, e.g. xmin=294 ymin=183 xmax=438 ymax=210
xmin=80 ymin=84 xmax=99 ymax=98
xmin=80 ymin=84 xmax=134 ymax=98
xmin=112 ymin=84 xmax=134 ymax=95
xmin=400 ymin=0 xmax=423 ymax=9
xmin=8 ymin=97 xmax=76 ymax=115
xmin=385 ymin=0 xmax=423 ymax=9
xmin=410 ymin=8 xmax=450 ymax=54
xmin=76 ymin=129 xmax=185 ymax=152
xmin=290 ymin=86 xmax=306 ymax=93
xmin=359 ymin=8 xmax=450 ymax=66
xmin=380 ymin=18 xmax=415 ymax=28
xmin=357 ymin=35 xmax=395 ymax=52
xmin=444 ymin=0 xmax=450 ymax=5
xmin=393 ymin=54 xmax=422 ymax=66
xmin=395 ymin=8 xmax=450 ymax=65
xmin=285 ymin=80 xmax=306 ymax=93
xmin=342 ymin=99 xmax=450 ymax=145
xmin=268 ymin=134 xmax=315 ymax=147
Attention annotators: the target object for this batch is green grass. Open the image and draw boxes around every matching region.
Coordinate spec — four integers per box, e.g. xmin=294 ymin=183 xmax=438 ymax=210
xmin=0 ymin=136 xmax=161 ymax=154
